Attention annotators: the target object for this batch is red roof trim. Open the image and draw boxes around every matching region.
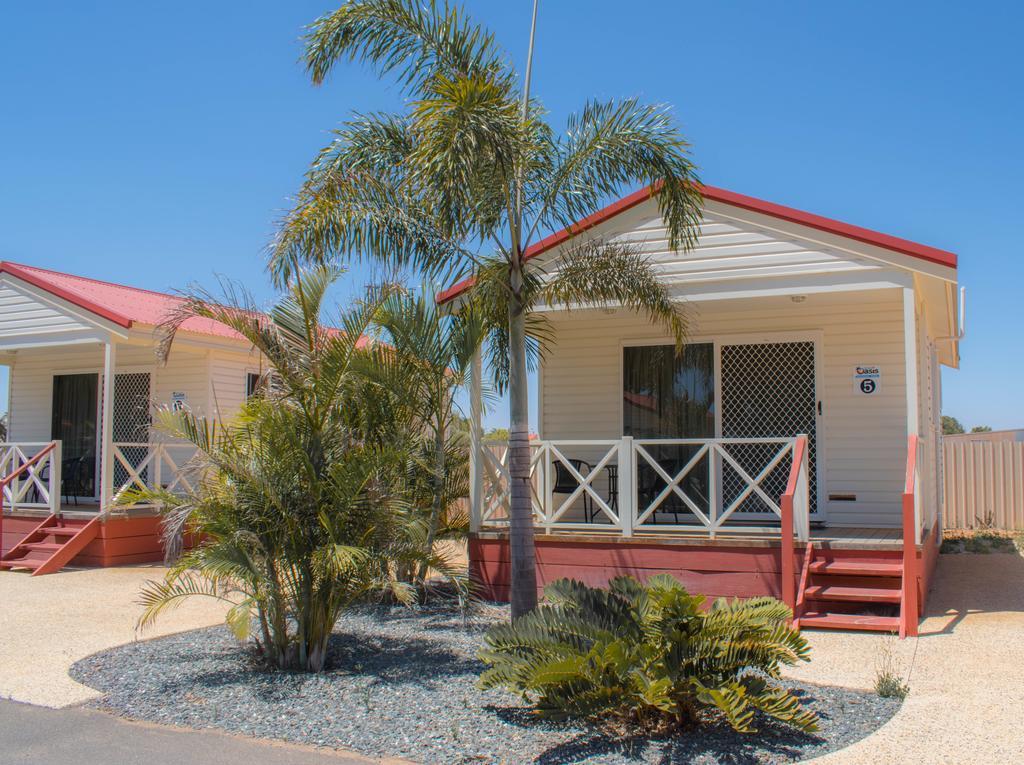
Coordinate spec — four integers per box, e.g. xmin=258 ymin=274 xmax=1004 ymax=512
xmin=699 ymin=185 xmax=958 ymax=269
xmin=436 ymin=183 xmax=958 ymax=303
xmin=0 ymin=261 xmax=134 ymax=328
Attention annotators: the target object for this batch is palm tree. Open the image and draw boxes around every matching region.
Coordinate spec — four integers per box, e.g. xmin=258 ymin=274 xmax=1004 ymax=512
xmin=273 ymin=0 xmax=703 ymax=617
xmin=368 ymin=287 xmax=485 ymax=585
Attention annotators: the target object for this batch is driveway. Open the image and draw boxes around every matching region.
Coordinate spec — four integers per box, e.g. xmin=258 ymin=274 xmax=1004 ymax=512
xmin=0 ymin=699 xmax=404 ymax=765
xmin=787 ymin=552 xmax=1024 ymax=763
xmin=3 ymin=555 xmax=1023 ymax=762
xmin=0 ymin=565 xmax=228 ymax=707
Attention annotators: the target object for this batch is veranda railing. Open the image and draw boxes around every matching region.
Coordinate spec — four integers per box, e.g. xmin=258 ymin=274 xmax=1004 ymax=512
xmin=475 ymin=435 xmax=811 ymax=543
xmin=110 ymin=442 xmax=198 ymax=508
xmin=0 ymin=441 xmax=61 ymax=515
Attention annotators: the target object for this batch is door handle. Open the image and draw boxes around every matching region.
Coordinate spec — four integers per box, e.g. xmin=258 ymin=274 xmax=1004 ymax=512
xmin=817 ymin=401 xmax=822 ymax=415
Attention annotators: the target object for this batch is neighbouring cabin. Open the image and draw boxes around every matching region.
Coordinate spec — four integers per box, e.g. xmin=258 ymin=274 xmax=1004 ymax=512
xmin=0 ymin=262 xmax=262 ymax=572
xmin=455 ymin=185 xmax=960 ymax=636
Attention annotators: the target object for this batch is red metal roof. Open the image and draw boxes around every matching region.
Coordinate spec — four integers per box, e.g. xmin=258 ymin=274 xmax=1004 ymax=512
xmin=0 ymin=261 xmax=245 ymax=340
xmin=436 ymin=183 xmax=959 ymax=303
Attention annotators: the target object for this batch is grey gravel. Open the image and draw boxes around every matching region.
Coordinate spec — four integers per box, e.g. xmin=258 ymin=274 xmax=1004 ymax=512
xmin=71 ymin=605 xmax=901 ymax=764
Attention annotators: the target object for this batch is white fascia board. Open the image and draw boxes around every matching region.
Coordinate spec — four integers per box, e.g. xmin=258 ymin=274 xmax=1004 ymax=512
xmin=533 ymin=270 xmax=912 ymax=312
xmin=0 ymin=328 xmax=113 ymax=350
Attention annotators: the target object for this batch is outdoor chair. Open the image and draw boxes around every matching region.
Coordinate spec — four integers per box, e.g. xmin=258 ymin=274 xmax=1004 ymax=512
xmin=552 ymin=458 xmax=598 ymax=523
xmin=61 ymin=455 xmax=92 ymax=506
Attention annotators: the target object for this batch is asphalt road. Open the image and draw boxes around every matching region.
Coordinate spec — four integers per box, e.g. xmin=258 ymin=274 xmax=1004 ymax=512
xmin=0 ymin=699 xmax=394 ymax=765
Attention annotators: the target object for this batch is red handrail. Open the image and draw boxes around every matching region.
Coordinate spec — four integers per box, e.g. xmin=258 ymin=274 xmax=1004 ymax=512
xmin=901 ymin=435 xmax=920 ymax=638
xmin=779 ymin=435 xmax=808 ymax=613
xmin=0 ymin=441 xmax=59 ymax=556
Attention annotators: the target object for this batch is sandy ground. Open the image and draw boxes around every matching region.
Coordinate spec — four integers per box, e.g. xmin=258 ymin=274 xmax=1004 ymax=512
xmin=0 ymin=565 xmax=228 ymax=708
xmin=2 ymin=555 xmax=1023 ymax=762
xmin=787 ymin=553 xmax=1024 ymax=763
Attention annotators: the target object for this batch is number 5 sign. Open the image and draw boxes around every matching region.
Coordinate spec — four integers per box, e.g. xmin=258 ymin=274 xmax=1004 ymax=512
xmin=854 ymin=365 xmax=881 ymax=395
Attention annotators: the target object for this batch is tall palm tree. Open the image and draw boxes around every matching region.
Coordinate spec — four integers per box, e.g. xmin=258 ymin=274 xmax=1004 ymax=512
xmin=273 ymin=0 xmax=703 ymax=617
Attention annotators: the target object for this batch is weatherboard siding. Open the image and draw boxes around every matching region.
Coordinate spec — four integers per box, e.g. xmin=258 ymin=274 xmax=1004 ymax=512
xmin=539 ymin=288 xmax=910 ymax=528
xmin=533 ymin=198 xmax=885 ymax=291
xmin=0 ymin=278 xmax=100 ymax=340
xmin=6 ymin=341 xmax=218 ymax=444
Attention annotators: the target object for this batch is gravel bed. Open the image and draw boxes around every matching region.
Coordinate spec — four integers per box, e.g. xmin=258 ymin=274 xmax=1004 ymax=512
xmin=71 ymin=606 xmax=901 ymax=764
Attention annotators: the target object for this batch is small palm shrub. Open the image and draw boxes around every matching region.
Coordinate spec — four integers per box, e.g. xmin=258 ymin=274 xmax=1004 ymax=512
xmin=479 ymin=575 xmax=818 ymax=733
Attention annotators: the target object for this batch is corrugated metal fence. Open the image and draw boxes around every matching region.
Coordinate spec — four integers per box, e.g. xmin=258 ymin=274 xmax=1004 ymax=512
xmin=943 ymin=435 xmax=1024 ymax=529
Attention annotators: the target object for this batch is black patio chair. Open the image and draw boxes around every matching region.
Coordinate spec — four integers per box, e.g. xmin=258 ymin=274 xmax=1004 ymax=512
xmin=61 ymin=455 xmax=92 ymax=506
xmin=553 ymin=458 xmax=598 ymax=523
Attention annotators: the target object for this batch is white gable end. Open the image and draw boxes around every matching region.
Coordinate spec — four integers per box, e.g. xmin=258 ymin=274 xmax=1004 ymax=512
xmin=0 ymin=276 xmax=121 ymax=348
xmin=595 ymin=200 xmax=884 ymax=289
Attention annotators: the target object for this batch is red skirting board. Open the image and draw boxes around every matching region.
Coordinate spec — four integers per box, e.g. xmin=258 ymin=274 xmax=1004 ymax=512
xmin=469 ymin=534 xmax=930 ymax=608
xmin=2 ymin=515 xmax=167 ymax=567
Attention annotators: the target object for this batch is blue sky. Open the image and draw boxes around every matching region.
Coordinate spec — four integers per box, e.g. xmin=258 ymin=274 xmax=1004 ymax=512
xmin=1 ymin=1 xmax=1020 ymax=431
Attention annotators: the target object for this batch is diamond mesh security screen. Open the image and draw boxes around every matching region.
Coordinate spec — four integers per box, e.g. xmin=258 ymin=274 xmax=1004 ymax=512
xmin=113 ymin=373 xmax=152 ymax=488
xmin=720 ymin=342 xmax=817 ymax=516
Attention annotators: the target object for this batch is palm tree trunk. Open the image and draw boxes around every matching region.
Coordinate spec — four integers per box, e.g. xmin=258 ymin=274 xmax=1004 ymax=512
xmin=507 ymin=284 xmax=538 ymax=618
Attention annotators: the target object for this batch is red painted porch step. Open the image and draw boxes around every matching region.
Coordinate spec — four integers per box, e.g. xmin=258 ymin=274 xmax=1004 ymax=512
xmin=799 ymin=611 xmax=900 ymax=632
xmin=0 ymin=552 xmax=50 ymax=570
xmin=20 ymin=542 xmax=65 ymax=554
xmin=803 ymin=584 xmax=901 ymax=604
xmin=808 ymin=560 xmax=903 ymax=577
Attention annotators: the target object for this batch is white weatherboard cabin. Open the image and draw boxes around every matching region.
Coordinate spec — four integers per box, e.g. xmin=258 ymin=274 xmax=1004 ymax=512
xmin=453 ymin=184 xmax=962 ymax=636
xmin=0 ymin=262 xmax=261 ymax=572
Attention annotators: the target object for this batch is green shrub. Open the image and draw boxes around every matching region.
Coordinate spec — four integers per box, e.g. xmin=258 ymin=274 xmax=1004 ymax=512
xmin=874 ymin=671 xmax=909 ymax=699
xmin=479 ymin=575 xmax=818 ymax=733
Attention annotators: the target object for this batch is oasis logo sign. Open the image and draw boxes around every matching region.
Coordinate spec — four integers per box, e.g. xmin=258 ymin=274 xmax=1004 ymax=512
xmin=853 ymin=365 xmax=881 ymax=395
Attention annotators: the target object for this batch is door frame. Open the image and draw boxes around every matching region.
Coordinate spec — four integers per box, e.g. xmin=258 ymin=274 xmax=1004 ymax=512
xmin=50 ymin=369 xmax=101 ymax=502
xmin=618 ymin=329 xmax=827 ymax=522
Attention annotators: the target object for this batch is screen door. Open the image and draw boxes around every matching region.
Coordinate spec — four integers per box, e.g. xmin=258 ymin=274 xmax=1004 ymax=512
xmin=719 ymin=340 xmax=819 ymax=517
xmin=112 ymin=372 xmax=152 ymax=490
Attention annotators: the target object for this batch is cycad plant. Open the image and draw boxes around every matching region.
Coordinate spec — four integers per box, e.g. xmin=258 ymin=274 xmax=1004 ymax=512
xmin=136 ymin=267 xmax=452 ymax=671
xmin=479 ymin=575 xmax=818 ymax=734
xmin=272 ymin=0 xmax=704 ymax=617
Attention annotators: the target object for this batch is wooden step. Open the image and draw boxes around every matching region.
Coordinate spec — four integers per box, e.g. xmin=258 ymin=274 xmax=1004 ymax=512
xmin=21 ymin=542 xmax=65 ymax=554
xmin=809 ymin=560 xmax=903 ymax=577
xmin=804 ymin=584 xmax=901 ymax=604
xmin=45 ymin=527 xmax=82 ymax=538
xmin=799 ymin=611 xmax=901 ymax=632
xmin=0 ymin=552 xmax=48 ymax=570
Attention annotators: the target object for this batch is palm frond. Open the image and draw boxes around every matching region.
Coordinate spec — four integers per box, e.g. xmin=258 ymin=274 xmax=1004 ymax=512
xmin=529 ymin=97 xmax=703 ymax=254
xmin=303 ymin=0 xmax=511 ymax=94
xmin=541 ymin=239 xmax=688 ymax=350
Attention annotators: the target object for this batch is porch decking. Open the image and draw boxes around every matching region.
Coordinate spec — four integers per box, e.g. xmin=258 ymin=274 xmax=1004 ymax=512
xmin=480 ymin=525 xmax=906 ymax=550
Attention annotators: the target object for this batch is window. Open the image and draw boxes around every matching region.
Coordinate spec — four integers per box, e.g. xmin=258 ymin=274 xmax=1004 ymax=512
xmin=623 ymin=343 xmax=715 ymax=517
xmin=623 ymin=343 xmax=715 ymax=438
xmin=245 ymin=372 xmax=261 ymax=400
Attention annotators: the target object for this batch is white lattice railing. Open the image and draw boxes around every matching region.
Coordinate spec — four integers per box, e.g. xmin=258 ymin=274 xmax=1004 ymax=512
xmin=476 ymin=436 xmax=810 ymax=542
xmin=0 ymin=442 xmax=62 ymax=515
xmin=110 ymin=442 xmax=198 ymax=507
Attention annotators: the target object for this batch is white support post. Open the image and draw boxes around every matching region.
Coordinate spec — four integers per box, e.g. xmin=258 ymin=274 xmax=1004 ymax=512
xmin=619 ymin=436 xmax=634 ymax=537
xmin=50 ymin=440 xmax=62 ymax=515
xmin=902 ymin=288 xmax=922 ymax=544
xmin=468 ymin=349 xmax=483 ymax=533
xmin=708 ymin=443 xmax=719 ymax=540
xmin=100 ymin=341 xmax=117 ymax=517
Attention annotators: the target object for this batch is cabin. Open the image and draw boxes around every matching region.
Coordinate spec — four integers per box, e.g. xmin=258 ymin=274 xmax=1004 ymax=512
xmin=0 ymin=262 xmax=262 ymax=573
xmin=452 ymin=185 xmax=962 ymax=636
